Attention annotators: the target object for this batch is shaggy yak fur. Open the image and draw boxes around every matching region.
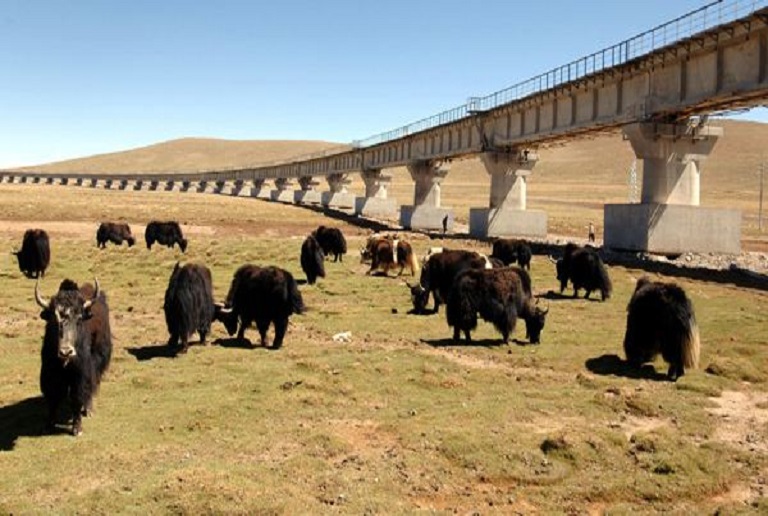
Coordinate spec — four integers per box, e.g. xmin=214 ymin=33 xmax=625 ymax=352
xmin=301 ymin=234 xmax=326 ymax=285
xmin=36 ymin=279 xmax=112 ymax=436
xmin=408 ymin=249 xmax=493 ymax=315
xmin=163 ymin=263 xmax=215 ymax=354
xmin=490 ymin=238 xmax=533 ymax=270
xmin=145 ymin=221 xmax=188 ymax=252
xmin=214 ymin=265 xmax=304 ymax=349
xmin=96 ymin=222 xmax=135 ymax=248
xmin=312 ymin=226 xmax=347 ymax=262
xmin=623 ymin=277 xmax=700 ymax=381
xmin=555 ymin=243 xmax=612 ymax=301
xmin=446 ymin=266 xmax=548 ymax=344
xmin=361 ymin=235 xmax=419 ymax=277
xmin=14 ymin=228 xmax=51 ymax=279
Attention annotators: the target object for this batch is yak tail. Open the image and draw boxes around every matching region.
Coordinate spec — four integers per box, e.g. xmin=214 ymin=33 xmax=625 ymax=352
xmin=406 ymin=250 xmax=420 ymax=277
xmin=681 ymin=315 xmax=700 ymax=370
xmin=598 ymin=262 xmax=613 ymax=300
xmin=287 ymin=273 xmax=305 ymax=315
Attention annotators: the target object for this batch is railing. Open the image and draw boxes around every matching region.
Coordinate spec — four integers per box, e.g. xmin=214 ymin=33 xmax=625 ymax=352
xmin=352 ymin=0 xmax=768 ymax=148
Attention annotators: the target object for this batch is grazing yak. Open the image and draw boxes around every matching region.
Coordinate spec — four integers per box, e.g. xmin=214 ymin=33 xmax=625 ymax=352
xmin=214 ymin=265 xmax=304 ymax=349
xmin=312 ymin=226 xmax=347 ymax=262
xmin=491 ymin=238 xmax=532 ymax=270
xmin=623 ymin=277 xmax=700 ymax=381
xmin=13 ymin=228 xmax=50 ymax=279
xmin=408 ymin=249 xmax=493 ymax=315
xmin=145 ymin=221 xmax=188 ymax=252
xmin=301 ymin=234 xmax=326 ymax=285
xmin=361 ymin=234 xmax=419 ymax=277
xmin=164 ymin=262 xmax=215 ymax=354
xmin=446 ymin=266 xmax=548 ymax=344
xmin=554 ymin=243 xmax=612 ymax=301
xmin=96 ymin=222 xmax=135 ymax=248
xmin=35 ymin=278 xmax=112 ymax=436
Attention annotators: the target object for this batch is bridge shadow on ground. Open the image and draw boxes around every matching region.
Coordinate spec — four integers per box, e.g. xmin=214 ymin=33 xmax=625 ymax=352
xmin=0 ymin=396 xmax=48 ymax=451
xmin=422 ymin=337 xmax=525 ymax=349
xmin=585 ymin=354 xmax=668 ymax=381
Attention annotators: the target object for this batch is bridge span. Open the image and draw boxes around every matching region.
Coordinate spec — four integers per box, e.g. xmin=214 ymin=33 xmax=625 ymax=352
xmin=3 ymin=0 xmax=768 ymax=254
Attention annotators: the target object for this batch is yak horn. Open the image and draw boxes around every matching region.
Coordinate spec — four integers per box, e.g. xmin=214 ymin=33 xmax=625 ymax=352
xmin=83 ymin=278 xmax=100 ymax=310
xmin=214 ymin=302 xmax=233 ymax=314
xmin=34 ymin=280 xmax=48 ymax=309
xmin=547 ymin=255 xmax=558 ymax=264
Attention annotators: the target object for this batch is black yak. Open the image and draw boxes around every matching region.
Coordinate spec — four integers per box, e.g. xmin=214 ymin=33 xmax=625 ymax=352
xmin=163 ymin=262 xmax=215 ymax=354
xmin=145 ymin=221 xmax=188 ymax=252
xmin=623 ymin=277 xmax=700 ymax=381
xmin=361 ymin=234 xmax=419 ymax=277
xmin=408 ymin=249 xmax=492 ymax=314
xmin=312 ymin=226 xmax=347 ymax=262
xmin=214 ymin=265 xmax=304 ymax=349
xmin=13 ymin=228 xmax=50 ymax=279
xmin=491 ymin=238 xmax=532 ymax=270
xmin=301 ymin=234 xmax=326 ymax=285
xmin=446 ymin=266 xmax=548 ymax=344
xmin=554 ymin=243 xmax=612 ymax=301
xmin=96 ymin=222 xmax=135 ymax=248
xmin=35 ymin=278 xmax=112 ymax=436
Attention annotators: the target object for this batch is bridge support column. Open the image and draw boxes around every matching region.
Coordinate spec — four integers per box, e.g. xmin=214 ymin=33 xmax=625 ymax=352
xmin=469 ymin=150 xmax=547 ymax=238
xmin=271 ymin=178 xmax=295 ymax=203
xmin=605 ymin=122 xmax=740 ymax=254
xmin=322 ymin=173 xmax=355 ymax=211
xmin=294 ymin=176 xmax=323 ymax=205
xmin=355 ymin=169 xmax=397 ymax=219
xmin=148 ymin=180 xmax=159 ymax=191
xmin=74 ymin=178 xmax=84 ymax=187
xmin=58 ymin=177 xmax=69 ymax=186
xmin=229 ymin=179 xmax=245 ymax=196
xmin=400 ymin=160 xmax=454 ymax=231
xmin=132 ymin=180 xmax=143 ymax=191
xmin=213 ymin=180 xmax=228 ymax=194
xmin=249 ymin=179 xmax=272 ymax=199
xmin=104 ymin=179 xmax=114 ymax=189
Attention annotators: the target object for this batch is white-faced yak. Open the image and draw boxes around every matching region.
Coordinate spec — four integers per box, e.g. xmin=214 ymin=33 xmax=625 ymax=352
xmin=35 ymin=278 xmax=112 ymax=436
xmin=163 ymin=262 xmax=215 ymax=354
xmin=361 ymin=234 xmax=419 ymax=277
xmin=623 ymin=277 xmax=700 ymax=381
xmin=96 ymin=222 xmax=135 ymax=248
xmin=555 ymin=243 xmax=612 ymax=301
xmin=214 ymin=265 xmax=304 ymax=349
xmin=301 ymin=234 xmax=326 ymax=285
xmin=408 ymin=249 xmax=493 ymax=315
xmin=491 ymin=238 xmax=532 ymax=270
xmin=446 ymin=266 xmax=549 ymax=344
xmin=312 ymin=226 xmax=347 ymax=262
xmin=13 ymin=228 xmax=50 ymax=279
xmin=145 ymin=221 xmax=188 ymax=252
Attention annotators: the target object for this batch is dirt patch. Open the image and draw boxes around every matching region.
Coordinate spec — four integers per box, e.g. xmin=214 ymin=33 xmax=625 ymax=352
xmin=707 ymin=390 xmax=768 ymax=454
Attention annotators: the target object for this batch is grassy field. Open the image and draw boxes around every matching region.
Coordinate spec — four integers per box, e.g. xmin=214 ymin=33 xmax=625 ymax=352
xmin=0 ymin=184 xmax=767 ymax=514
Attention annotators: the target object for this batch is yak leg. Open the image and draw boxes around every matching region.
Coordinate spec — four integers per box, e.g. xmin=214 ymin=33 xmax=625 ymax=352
xmin=464 ymin=329 xmax=472 ymax=343
xmin=667 ymin=362 xmax=684 ymax=382
xmin=584 ymin=290 xmax=592 ymax=299
xmin=256 ymin=318 xmax=270 ymax=347
xmin=198 ymin=329 xmax=208 ymax=346
xmin=167 ymin=332 xmax=179 ymax=348
xmin=236 ymin=316 xmax=249 ymax=343
xmin=178 ymin=334 xmax=190 ymax=354
xmin=452 ymin=326 xmax=461 ymax=342
xmin=272 ymin=317 xmax=288 ymax=349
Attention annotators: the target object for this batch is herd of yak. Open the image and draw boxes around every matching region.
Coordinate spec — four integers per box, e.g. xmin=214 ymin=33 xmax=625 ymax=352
xmin=10 ymin=221 xmax=700 ymax=436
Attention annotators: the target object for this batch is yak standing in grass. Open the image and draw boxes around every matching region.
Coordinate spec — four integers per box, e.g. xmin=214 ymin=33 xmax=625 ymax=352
xmin=145 ymin=221 xmax=188 ymax=252
xmin=312 ymin=226 xmax=347 ymax=262
xmin=13 ymin=228 xmax=50 ymax=279
xmin=164 ymin=263 xmax=215 ymax=354
xmin=408 ymin=249 xmax=493 ymax=315
xmin=554 ymin=243 xmax=612 ymax=301
xmin=35 ymin=278 xmax=112 ymax=436
xmin=491 ymin=238 xmax=532 ymax=270
xmin=214 ymin=265 xmax=304 ymax=349
xmin=96 ymin=222 xmax=135 ymax=248
xmin=301 ymin=234 xmax=326 ymax=285
xmin=361 ymin=234 xmax=419 ymax=277
xmin=446 ymin=266 xmax=548 ymax=344
xmin=623 ymin=277 xmax=700 ymax=381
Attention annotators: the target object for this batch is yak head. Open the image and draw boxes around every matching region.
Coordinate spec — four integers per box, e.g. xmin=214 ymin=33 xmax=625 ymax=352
xmin=35 ymin=279 xmax=99 ymax=365
xmin=179 ymin=238 xmax=188 ymax=253
xmin=126 ymin=236 xmax=136 ymax=247
xmin=524 ymin=300 xmax=549 ymax=344
xmin=405 ymin=281 xmax=430 ymax=314
xmin=213 ymin=303 xmax=238 ymax=336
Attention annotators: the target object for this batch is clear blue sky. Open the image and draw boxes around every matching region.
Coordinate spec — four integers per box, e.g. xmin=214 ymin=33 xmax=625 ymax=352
xmin=1 ymin=0 xmax=766 ymax=168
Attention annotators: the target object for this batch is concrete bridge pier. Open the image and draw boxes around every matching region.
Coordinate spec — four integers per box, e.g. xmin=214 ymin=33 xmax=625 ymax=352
xmin=322 ymin=173 xmax=355 ymax=211
xmin=229 ymin=179 xmax=246 ymax=196
xmin=45 ymin=177 xmax=55 ymax=185
xmin=213 ymin=180 xmax=228 ymax=194
xmin=400 ymin=160 xmax=453 ymax=232
xmin=271 ymin=178 xmax=295 ymax=203
xmin=605 ymin=122 xmax=740 ymax=254
xmin=74 ymin=178 xmax=84 ymax=187
xmin=294 ymin=176 xmax=323 ymax=205
xmin=355 ymin=169 xmax=397 ymax=219
xmin=148 ymin=180 xmax=159 ymax=191
xmin=57 ymin=177 xmax=69 ymax=186
xmin=469 ymin=150 xmax=547 ymax=238
xmin=249 ymin=179 xmax=272 ymax=199
xmin=132 ymin=180 xmax=144 ymax=191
